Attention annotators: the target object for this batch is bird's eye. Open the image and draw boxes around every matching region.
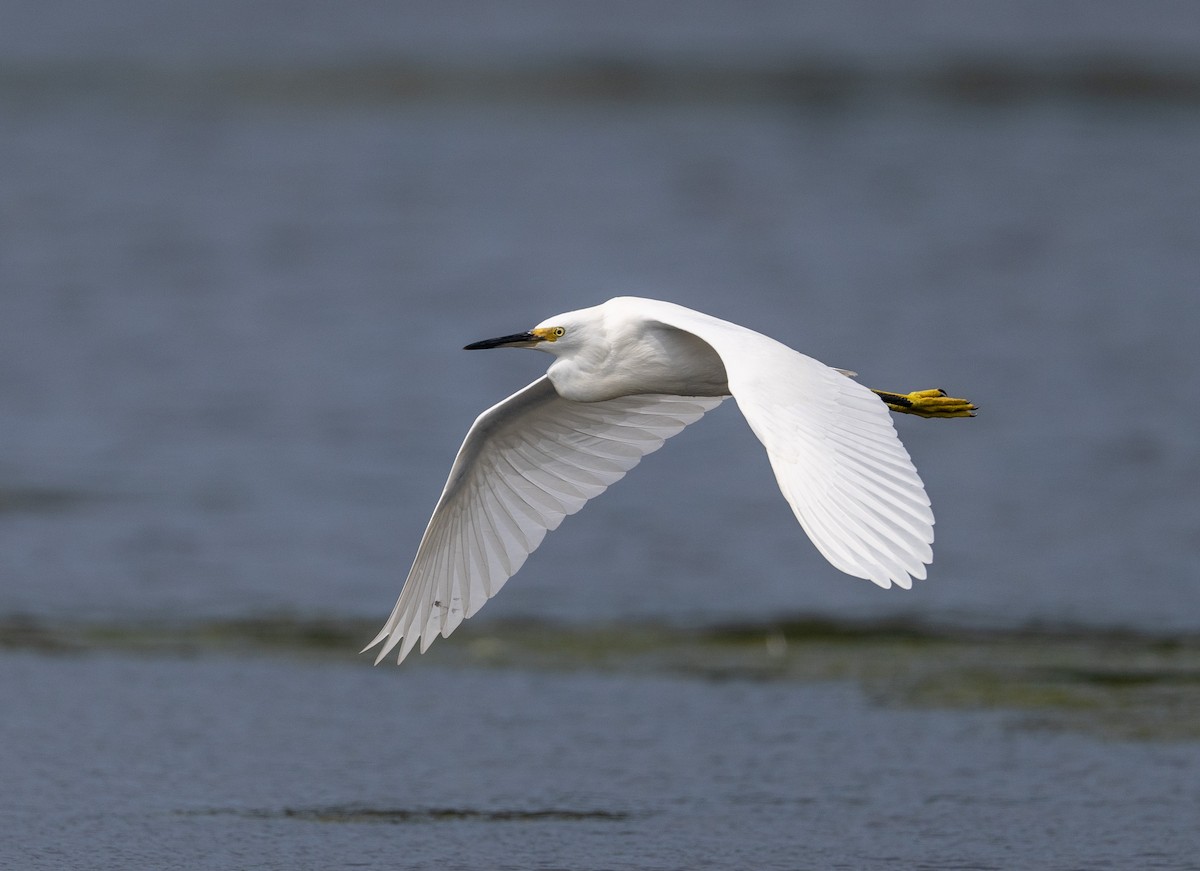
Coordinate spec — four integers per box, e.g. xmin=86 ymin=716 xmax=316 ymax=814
xmin=552 ymin=327 xmax=566 ymax=338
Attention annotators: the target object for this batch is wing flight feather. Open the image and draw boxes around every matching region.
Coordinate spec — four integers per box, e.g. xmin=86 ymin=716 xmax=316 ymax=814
xmin=366 ymin=376 xmax=724 ymax=663
xmin=635 ymin=299 xmax=935 ymax=591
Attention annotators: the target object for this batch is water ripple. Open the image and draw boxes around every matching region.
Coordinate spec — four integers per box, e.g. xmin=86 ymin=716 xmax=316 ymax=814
xmin=3 ymin=56 xmax=1199 ymax=107
xmin=186 ymin=805 xmax=634 ymax=824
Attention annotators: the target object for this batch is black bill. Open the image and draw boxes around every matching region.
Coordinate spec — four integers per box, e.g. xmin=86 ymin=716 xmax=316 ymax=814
xmin=463 ymin=331 xmax=539 ymax=350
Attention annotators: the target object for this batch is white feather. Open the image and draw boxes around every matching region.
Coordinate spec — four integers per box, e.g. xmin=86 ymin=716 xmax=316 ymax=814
xmin=366 ymin=297 xmax=936 ymax=664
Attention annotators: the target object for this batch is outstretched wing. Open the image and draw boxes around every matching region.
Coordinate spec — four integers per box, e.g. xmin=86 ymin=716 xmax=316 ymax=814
xmin=634 ymin=298 xmax=935 ymax=589
xmin=367 ymin=376 xmax=725 ymax=663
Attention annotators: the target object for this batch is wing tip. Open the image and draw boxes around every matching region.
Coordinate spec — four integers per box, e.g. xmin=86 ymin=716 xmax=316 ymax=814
xmin=362 ymin=626 xmax=415 ymax=666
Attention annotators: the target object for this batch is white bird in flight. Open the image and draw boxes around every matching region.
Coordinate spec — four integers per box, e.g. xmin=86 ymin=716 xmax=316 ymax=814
xmin=366 ymin=297 xmax=975 ymax=664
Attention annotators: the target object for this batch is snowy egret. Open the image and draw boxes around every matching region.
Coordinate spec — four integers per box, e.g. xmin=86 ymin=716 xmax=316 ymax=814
xmin=366 ymin=297 xmax=975 ymax=664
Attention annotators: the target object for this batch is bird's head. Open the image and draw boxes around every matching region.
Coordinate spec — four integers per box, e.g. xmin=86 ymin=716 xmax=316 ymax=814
xmin=463 ymin=313 xmax=584 ymax=356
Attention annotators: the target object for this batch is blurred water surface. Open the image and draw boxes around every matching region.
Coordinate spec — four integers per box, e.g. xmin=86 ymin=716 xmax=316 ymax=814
xmin=2 ymin=2 xmax=1199 ymax=868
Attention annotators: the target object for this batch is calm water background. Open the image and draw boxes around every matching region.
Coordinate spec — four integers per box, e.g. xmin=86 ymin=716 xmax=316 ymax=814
xmin=2 ymin=2 xmax=1199 ymax=869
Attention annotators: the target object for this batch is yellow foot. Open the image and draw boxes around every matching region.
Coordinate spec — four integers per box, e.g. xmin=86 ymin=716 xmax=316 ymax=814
xmin=872 ymin=388 xmax=977 ymax=418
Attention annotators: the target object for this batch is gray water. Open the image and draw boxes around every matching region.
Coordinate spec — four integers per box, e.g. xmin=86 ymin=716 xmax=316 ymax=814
xmin=3 ymin=2 xmax=1200 ymax=868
